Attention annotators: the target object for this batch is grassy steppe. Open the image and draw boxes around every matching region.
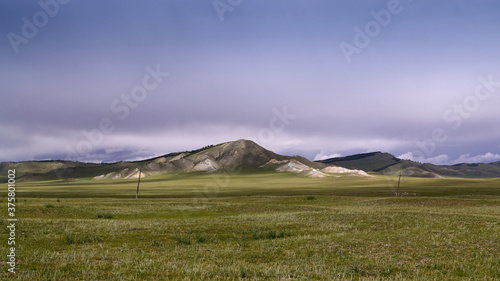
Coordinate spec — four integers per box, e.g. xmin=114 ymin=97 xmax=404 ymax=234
xmin=1 ymin=174 xmax=499 ymax=280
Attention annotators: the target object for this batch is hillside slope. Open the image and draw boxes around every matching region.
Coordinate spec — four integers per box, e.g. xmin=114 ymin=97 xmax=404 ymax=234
xmin=317 ymin=152 xmax=500 ymax=178
xmin=1 ymin=140 xmax=366 ymax=182
xmin=3 ymin=141 xmax=499 ymax=182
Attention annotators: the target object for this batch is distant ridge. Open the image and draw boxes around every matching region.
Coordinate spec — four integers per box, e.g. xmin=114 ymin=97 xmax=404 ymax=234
xmin=316 ymin=152 xmax=500 ymax=178
xmin=0 ymin=140 xmax=364 ymax=182
xmin=318 ymin=152 xmax=401 ymax=172
xmin=1 ymin=140 xmax=499 ymax=182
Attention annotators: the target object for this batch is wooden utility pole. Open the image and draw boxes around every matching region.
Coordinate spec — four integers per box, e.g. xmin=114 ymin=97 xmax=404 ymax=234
xmin=136 ymin=169 xmax=142 ymax=199
xmin=396 ymin=172 xmax=402 ymax=196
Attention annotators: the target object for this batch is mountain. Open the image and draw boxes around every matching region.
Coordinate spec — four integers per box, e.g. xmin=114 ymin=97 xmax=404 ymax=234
xmin=2 ymin=141 xmax=499 ymax=182
xmin=136 ymin=139 xmax=328 ymax=174
xmin=0 ymin=140 xmax=366 ymax=182
xmin=317 ymin=152 xmax=400 ymax=172
xmin=316 ymin=152 xmax=500 ymax=178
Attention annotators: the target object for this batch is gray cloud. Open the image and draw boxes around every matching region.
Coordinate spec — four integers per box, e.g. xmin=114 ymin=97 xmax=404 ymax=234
xmin=1 ymin=0 xmax=499 ymax=164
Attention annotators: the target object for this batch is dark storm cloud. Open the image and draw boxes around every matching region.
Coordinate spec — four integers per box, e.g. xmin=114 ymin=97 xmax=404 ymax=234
xmin=1 ymin=0 xmax=499 ymax=164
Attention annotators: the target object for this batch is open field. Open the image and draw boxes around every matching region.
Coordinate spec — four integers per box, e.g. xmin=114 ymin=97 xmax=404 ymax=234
xmin=1 ymin=174 xmax=499 ymax=280
xmin=14 ymin=173 xmax=500 ymax=198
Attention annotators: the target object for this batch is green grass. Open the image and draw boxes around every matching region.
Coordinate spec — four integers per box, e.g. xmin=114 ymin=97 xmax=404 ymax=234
xmin=65 ymin=232 xmax=101 ymax=245
xmin=16 ymin=172 xmax=500 ymax=198
xmin=1 ymin=173 xmax=499 ymax=280
xmin=96 ymin=212 xmax=113 ymax=219
xmin=173 ymin=234 xmax=192 ymax=245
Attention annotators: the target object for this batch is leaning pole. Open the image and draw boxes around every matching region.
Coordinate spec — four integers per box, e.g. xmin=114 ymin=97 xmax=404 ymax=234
xmin=396 ymin=172 xmax=401 ymax=196
xmin=136 ymin=169 xmax=142 ymax=199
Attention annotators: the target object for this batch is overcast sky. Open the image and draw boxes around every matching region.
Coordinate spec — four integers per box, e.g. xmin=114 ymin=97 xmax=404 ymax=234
xmin=1 ymin=0 xmax=500 ymax=165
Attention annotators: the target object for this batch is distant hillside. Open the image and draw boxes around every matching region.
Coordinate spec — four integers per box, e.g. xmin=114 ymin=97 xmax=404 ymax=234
xmin=0 ymin=160 xmax=139 ymax=182
xmin=317 ymin=152 xmax=400 ymax=172
xmin=317 ymin=152 xmax=500 ymax=178
xmin=2 ymin=141 xmax=499 ymax=182
xmin=0 ymin=140 xmax=370 ymax=182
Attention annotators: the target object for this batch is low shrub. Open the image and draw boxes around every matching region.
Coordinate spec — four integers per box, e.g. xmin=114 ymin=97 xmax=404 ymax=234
xmin=96 ymin=212 xmax=113 ymax=219
xmin=65 ymin=232 xmax=101 ymax=244
xmin=173 ymin=235 xmax=191 ymax=245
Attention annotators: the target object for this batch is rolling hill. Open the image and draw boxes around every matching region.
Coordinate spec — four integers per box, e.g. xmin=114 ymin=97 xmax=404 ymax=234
xmin=1 ymin=140 xmax=499 ymax=182
xmin=0 ymin=140 xmax=368 ymax=182
xmin=316 ymin=152 xmax=500 ymax=178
